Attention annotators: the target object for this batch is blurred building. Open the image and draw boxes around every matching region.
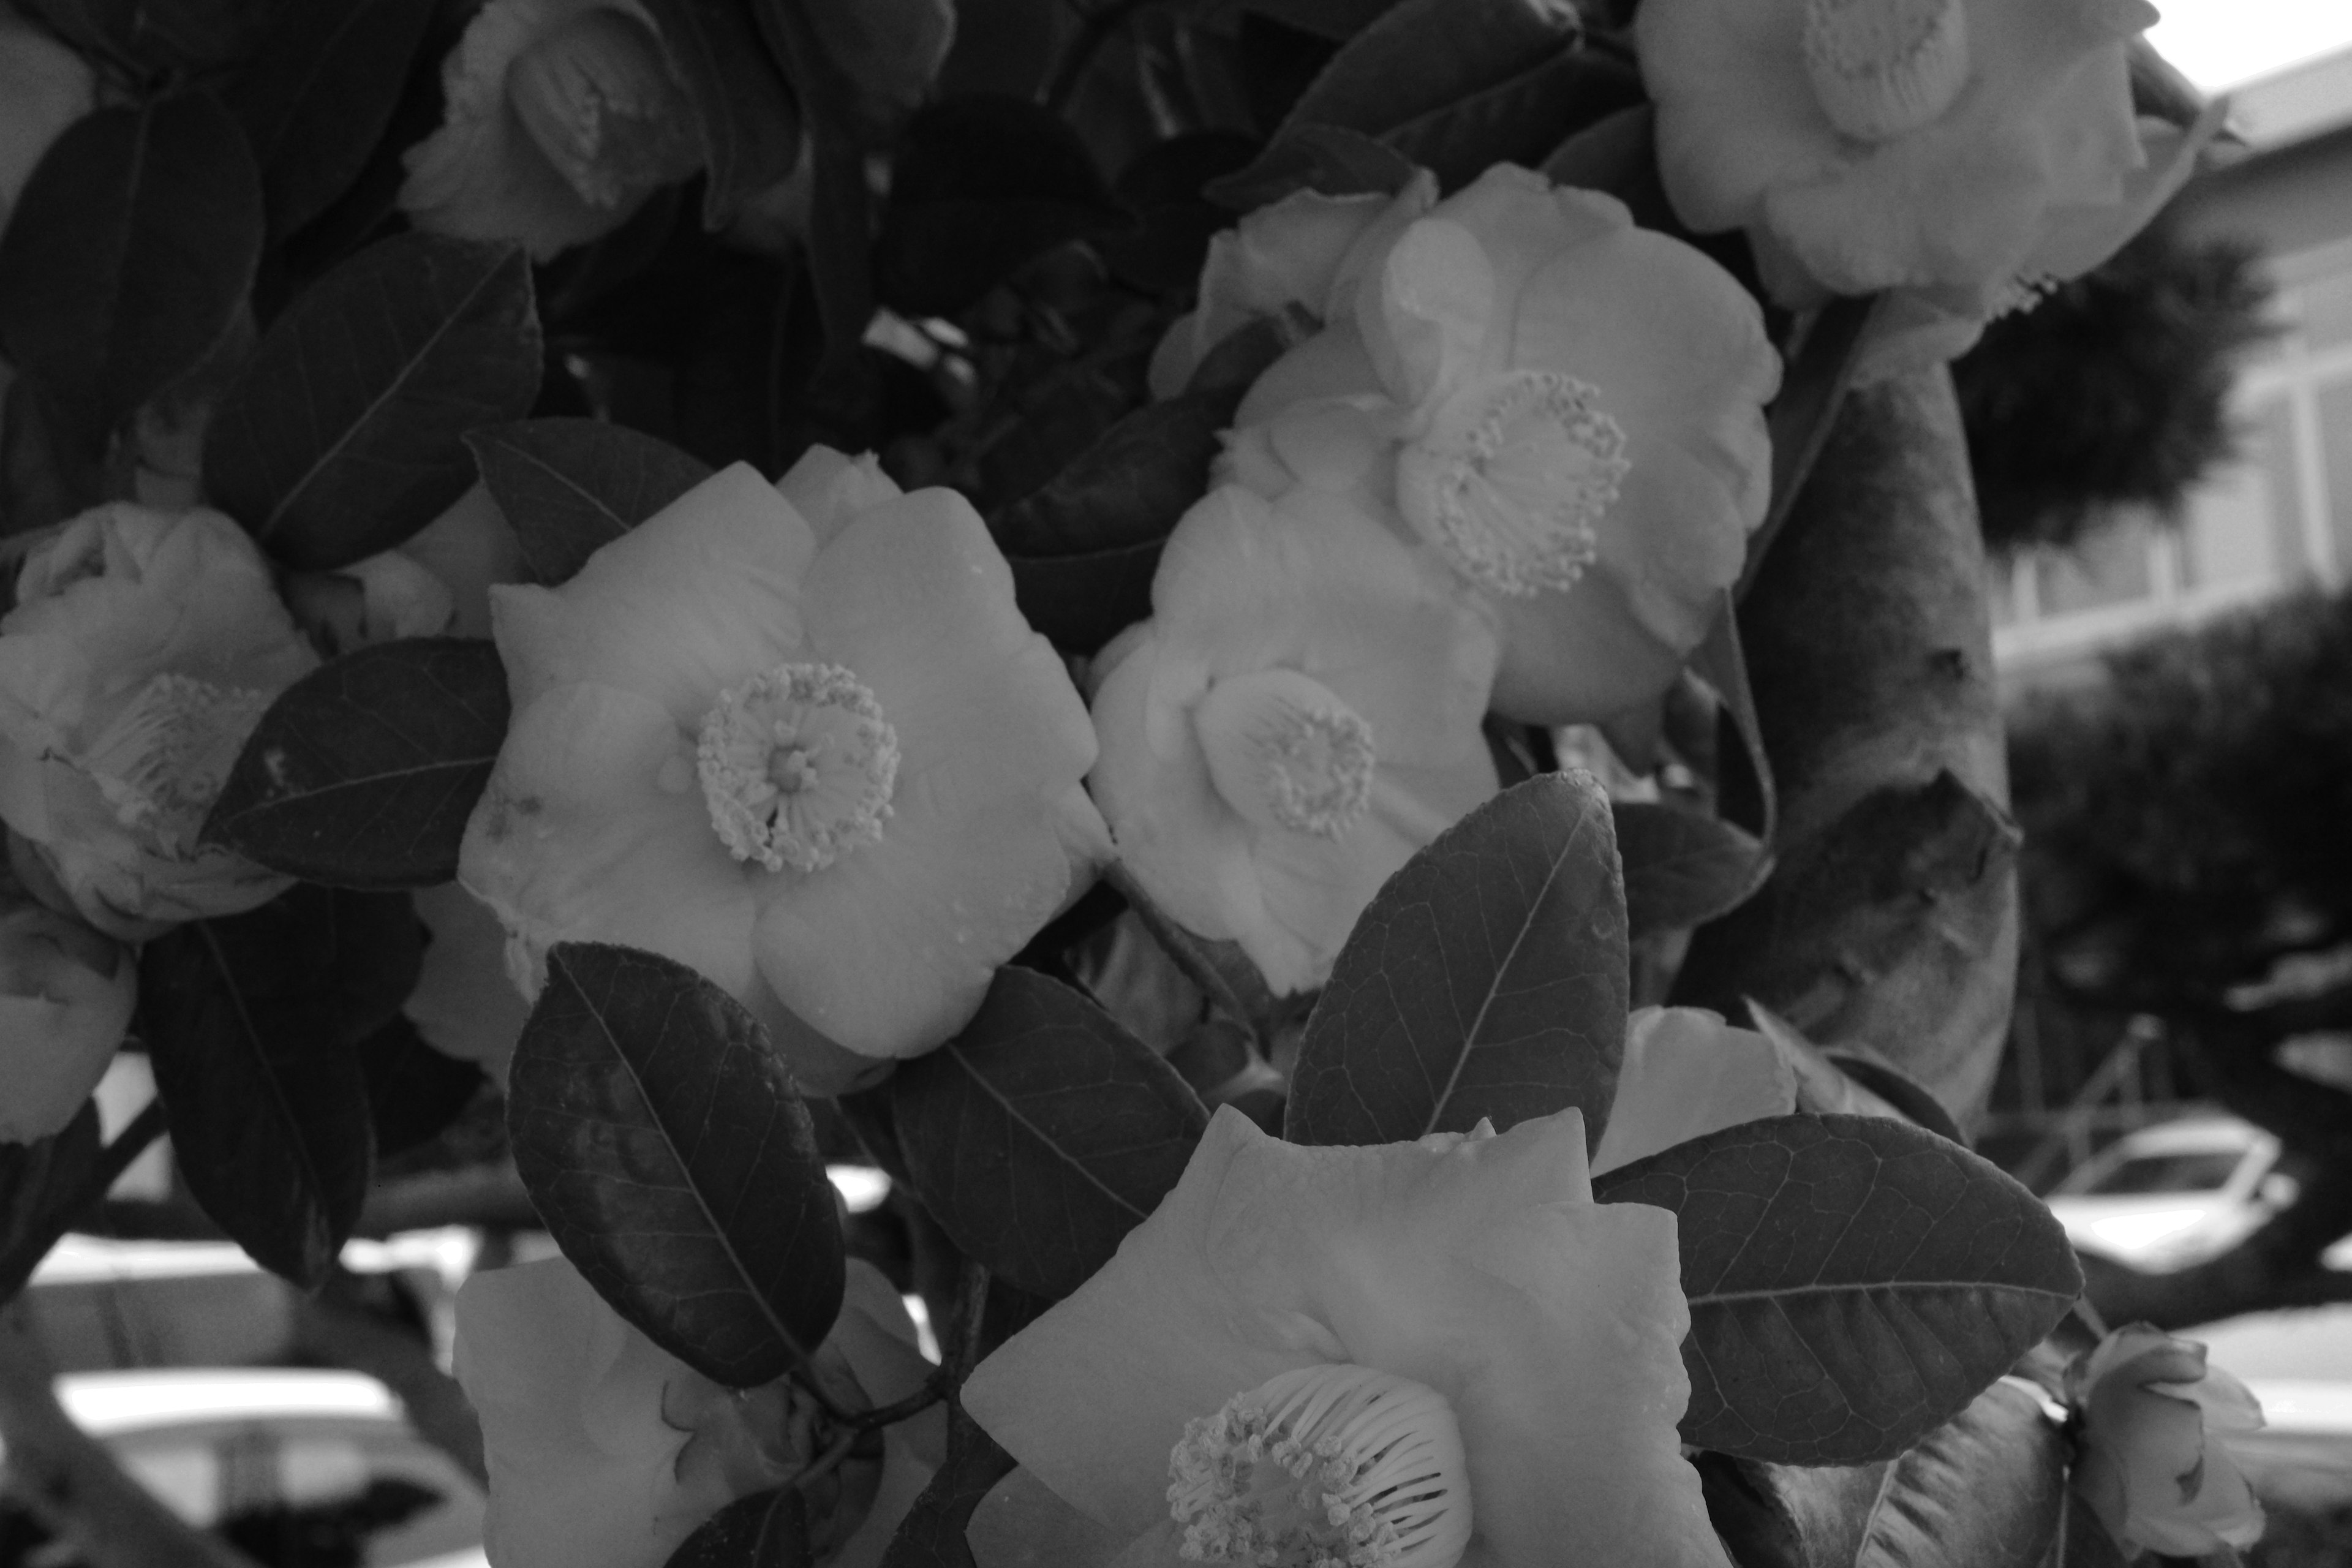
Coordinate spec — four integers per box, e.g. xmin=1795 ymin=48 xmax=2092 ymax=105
xmin=1992 ymin=44 xmax=2352 ymax=686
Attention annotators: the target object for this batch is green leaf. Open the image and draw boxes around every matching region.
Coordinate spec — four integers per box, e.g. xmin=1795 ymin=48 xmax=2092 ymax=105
xmin=666 ymin=1485 xmax=812 ymax=1568
xmin=880 ymin=1404 xmax=1016 ymax=1568
xmin=1541 ymin=103 xmax=1686 ymax=237
xmin=466 ymin=418 xmax=714 ymax=585
xmin=1203 ymin=124 xmax=1418 ymax=210
xmin=138 ymin=886 xmax=410 ymax=1286
xmin=874 ymin=95 xmax=1128 ymax=317
xmin=225 ymin=0 xmax=439 ymax=241
xmin=205 ymin=638 xmax=512 ymax=891
xmin=1224 ymin=0 xmax=1406 ymax=40
xmin=508 ymin=942 xmax=846 ymax=1387
xmin=21 ymin=0 xmax=274 ymax=74
xmin=206 ymin=232 xmax=543 ymax=571
xmin=1286 ymin=771 xmax=1629 ymax=1147
xmin=643 ymin=0 xmax=804 ymax=230
xmin=1741 ymin=292 xmax=1879 ymax=594
xmin=1594 ymin=1114 xmax=2081 ymax=1464
xmin=1819 ymin=1047 xmax=1970 ymax=1147
xmin=890 ymin=968 xmax=1210 ymax=1301
xmin=0 ymin=92 xmax=262 ymax=449
xmin=1107 ymin=864 xmax=1281 ymax=1046
xmin=0 ymin=1104 xmax=100 ymax=1303
xmin=1379 ymin=45 xmax=1641 ymax=192
xmin=1691 ymin=594 xmax=1777 ymax=843
xmin=1699 ymin=1381 xmax=2066 ymax=1567
xmin=357 ymin=1014 xmax=486 ymax=1160
xmin=1613 ymin=800 xmax=1767 ymax=938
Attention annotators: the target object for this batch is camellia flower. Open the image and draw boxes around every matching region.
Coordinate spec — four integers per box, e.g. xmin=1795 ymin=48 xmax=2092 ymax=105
xmin=0 ymin=850 xmax=135 ymax=1144
xmin=455 ymin=1254 xmax=941 ymax=1568
xmin=1088 ymin=478 xmax=1499 ymax=997
xmin=0 ymin=1 xmax=94 ymax=241
xmin=459 ymin=449 xmax=1107 ymax=1088
xmin=287 ymin=484 xmax=526 ymax=655
xmin=1591 ymin=1006 xmax=1796 ymax=1175
xmin=401 ymin=0 xmax=703 ymax=261
xmin=0 ymin=505 xmax=318 ymax=940
xmin=960 ymin=1105 xmax=1729 ymax=1567
xmin=1637 ymin=0 xmax=2222 ymax=377
xmin=1221 ymin=164 xmax=1780 ymax=727
xmin=2069 ymin=1325 xmax=2265 ymax=1559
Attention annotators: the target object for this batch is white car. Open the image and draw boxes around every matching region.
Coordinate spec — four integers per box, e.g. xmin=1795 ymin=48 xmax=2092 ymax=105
xmin=2 ymin=1368 xmax=487 ymax=1568
xmin=2046 ymin=1114 xmax=2352 ymax=1273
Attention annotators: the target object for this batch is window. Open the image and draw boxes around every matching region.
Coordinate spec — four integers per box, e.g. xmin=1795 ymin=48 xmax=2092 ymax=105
xmin=2082 ymin=1150 xmax=2250 ymax=1196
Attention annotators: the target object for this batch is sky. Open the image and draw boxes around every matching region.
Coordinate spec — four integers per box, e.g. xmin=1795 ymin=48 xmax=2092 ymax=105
xmin=2147 ymin=0 xmax=2352 ymax=91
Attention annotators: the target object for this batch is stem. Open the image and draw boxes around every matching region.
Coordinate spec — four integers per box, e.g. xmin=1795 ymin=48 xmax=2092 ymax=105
xmin=838 ymin=1376 xmax=948 ymax=1432
xmin=0 ymin=1099 xmax=169 ymax=1305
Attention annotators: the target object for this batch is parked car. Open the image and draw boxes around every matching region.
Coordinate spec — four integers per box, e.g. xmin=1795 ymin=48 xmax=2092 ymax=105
xmin=0 ymin=1368 xmax=486 ymax=1568
xmin=2193 ymin=1304 xmax=2352 ymax=1512
xmin=2046 ymin=1114 xmax=2352 ymax=1273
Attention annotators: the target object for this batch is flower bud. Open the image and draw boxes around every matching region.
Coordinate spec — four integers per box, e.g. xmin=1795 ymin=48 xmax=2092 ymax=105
xmin=2070 ymin=1325 xmax=2265 ymax=1559
xmin=0 ymin=845 xmax=133 ymax=1144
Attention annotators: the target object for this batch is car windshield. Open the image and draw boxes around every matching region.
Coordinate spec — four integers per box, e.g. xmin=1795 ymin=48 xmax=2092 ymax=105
xmin=2082 ymin=1150 xmax=2247 ymax=1196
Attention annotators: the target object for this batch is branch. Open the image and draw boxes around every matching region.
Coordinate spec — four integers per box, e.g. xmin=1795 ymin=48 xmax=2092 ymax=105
xmin=288 ymin=1282 xmax=487 ymax=1487
xmin=0 ymin=1100 xmax=168 ymax=1304
xmin=0 ymin=1304 xmax=261 ymax=1568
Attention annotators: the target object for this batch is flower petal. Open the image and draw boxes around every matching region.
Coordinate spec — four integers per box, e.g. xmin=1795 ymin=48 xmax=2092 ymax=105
xmin=1591 ymin=1007 xmax=1796 ymax=1175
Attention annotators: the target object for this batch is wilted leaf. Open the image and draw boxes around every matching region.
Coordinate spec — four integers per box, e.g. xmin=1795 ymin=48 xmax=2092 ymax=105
xmin=643 ymin=0 xmax=804 ymax=230
xmin=466 ymin=418 xmax=713 ymax=584
xmin=206 ymin=233 xmax=542 ymax=570
xmin=1286 ymin=772 xmax=1628 ymax=1147
xmin=891 ymin=968 xmax=1210 ymax=1301
xmin=1594 ymin=1114 xmax=2081 ymax=1464
xmin=138 ymin=886 xmax=408 ymax=1286
xmin=0 ymin=93 xmax=262 ymax=448
xmin=225 ymin=0 xmax=439 ymax=240
xmin=666 ymin=1485 xmax=811 ymax=1568
xmin=508 ymin=943 xmax=846 ymax=1387
xmin=875 ymin=95 xmax=1127 ymax=316
xmin=1614 ymin=800 xmax=1766 ymax=937
xmin=357 ymin=1014 xmax=486 ymax=1159
xmin=0 ymin=1104 xmax=100 ymax=1302
xmin=206 ymin=639 xmax=511 ymax=890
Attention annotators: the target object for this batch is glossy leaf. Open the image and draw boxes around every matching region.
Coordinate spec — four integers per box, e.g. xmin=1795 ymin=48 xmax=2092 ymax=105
xmin=666 ymin=1485 xmax=811 ymax=1568
xmin=138 ymin=886 xmax=405 ymax=1286
xmin=225 ymin=0 xmax=439 ymax=240
xmin=1227 ymin=0 xmax=1406 ymax=40
xmin=206 ymin=638 xmax=512 ymax=890
xmin=1692 ymin=593 xmax=1777 ymax=844
xmin=1286 ymin=771 xmax=1629 ymax=1147
xmin=507 ymin=942 xmax=846 ymax=1387
xmin=1380 ymin=45 xmax=1641 ymax=191
xmin=0 ymin=93 xmax=262 ymax=447
xmin=643 ymin=0 xmax=804 ymax=230
xmin=0 ymin=1104 xmax=100 ymax=1302
xmin=206 ymin=232 xmax=543 ymax=570
xmin=1743 ymin=292 xmax=1879 ymax=594
xmin=1594 ymin=1114 xmax=2082 ymax=1464
xmin=466 ymin=418 xmax=713 ymax=585
xmin=1204 ymin=124 xmax=1418 ymax=209
xmin=1542 ymin=103 xmax=1684 ymax=236
xmin=880 ymin=1403 xmax=1016 ymax=1568
xmin=1820 ymin=1047 xmax=1970 ymax=1147
xmin=891 ymin=968 xmax=1210 ymax=1301
xmin=358 ymin=1014 xmax=486 ymax=1160
xmin=1613 ymin=800 xmax=1767 ymax=938
xmin=874 ymin=95 xmax=1127 ymax=316
xmin=21 ymin=0 xmax=272 ymax=72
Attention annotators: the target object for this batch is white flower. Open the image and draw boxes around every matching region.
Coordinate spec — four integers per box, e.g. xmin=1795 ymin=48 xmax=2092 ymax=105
xmin=1088 ymin=478 xmax=1499 ymax=996
xmin=0 ymin=505 xmax=317 ymax=939
xmin=2071 ymin=1324 xmax=2266 ymax=1558
xmin=401 ymin=0 xmax=703 ymax=261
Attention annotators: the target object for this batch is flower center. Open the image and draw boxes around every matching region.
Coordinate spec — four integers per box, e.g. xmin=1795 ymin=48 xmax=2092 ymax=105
xmin=696 ymin=663 xmax=899 ymax=874
xmin=1801 ymin=0 xmax=1970 ymax=142
xmin=81 ymin=673 xmax=274 ymax=858
xmin=507 ymin=9 xmax=704 ymax=210
xmin=1166 ymin=1362 xmax=1473 ymax=1568
xmin=1397 ymin=370 xmax=1627 ymax=599
xmin=1193 ymin=669 xmax=1374 ymax=841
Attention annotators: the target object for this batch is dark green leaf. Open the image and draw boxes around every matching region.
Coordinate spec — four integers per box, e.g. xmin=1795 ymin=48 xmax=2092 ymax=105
xmin=1001 ymin=543 xmax=1163 ymax=656
xmin=1204 ymin=123 xmax=1416 ymax=210
xmin=880 ymin=1403 xmax=1016 ymax=1568
xmin=643 ymin=0 xmax=804 ymax=230
xmin=357 ymin=1014 xmax=486 ymax=1160
xmin=875 ymin=95 xmax=1127 ymax=316
xmin=1613 ymin=800 xmax=1766 ymax=938
xmin=22 ymin=0 xmax=273 ymax=74
xmin=1741 ymin=292 xmax=1879 ymax=595
xmin=206 ymin=232 xmax=543 ymax=570
xmin=138 ymin=886 xmax=393 ymax=1286
xmin=1542 ymin=104 xmax=1685 ymax=236
xmin=1691 ymin=594 xmax=1777 ymax=843
xmin=0 ymin=93 xmax=262 ymax=448
xmin=205 ymin=639 xmax=512 ymax=891
xmin=0 ymin=1103 xmax=100 ymax=1302
xmin=1099 ymin=132 xmax=1259 ymax=292
xmin=891 ymin=968 xmax=1210 ymax=1301
xmin=225 ymin=0 xmax=439 ymax=241
xmin=1226 ymin=0 xmax=1405 ymax=40
xmin=1107 ymin=864 xmax=1281 ymax=1046
xmin=1594 ymin=1113 xmax=2081 ymax=1464
xmin=666 ymin=1485 xmax=811 ymax=1568
xmin=1286 ymin=772 xmax=1628 ymax=1147
xmin=1379 ymin=46 xmax=1640 ymax=192
xmin=1821 ymin=1049 xmax=1969 ymax=1147
xmin=466 ymin=418 xmax=713 ymax=585
xmin=508 ymin=942 xmax=846 ymax=1387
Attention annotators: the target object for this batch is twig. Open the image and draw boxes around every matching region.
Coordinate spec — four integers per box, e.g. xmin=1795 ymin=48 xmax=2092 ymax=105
xmin=0 ymin=1100 xmax=168 ymax=1305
